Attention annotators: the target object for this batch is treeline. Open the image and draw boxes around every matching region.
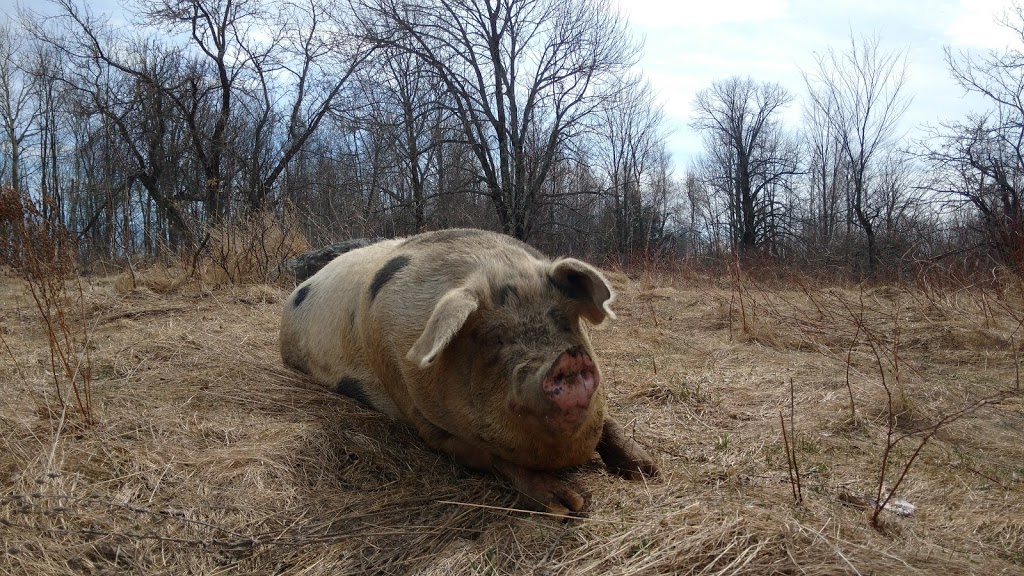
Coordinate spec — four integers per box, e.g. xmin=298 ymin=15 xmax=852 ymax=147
xmin=1 ymin=0 xmax=1022 ymax=280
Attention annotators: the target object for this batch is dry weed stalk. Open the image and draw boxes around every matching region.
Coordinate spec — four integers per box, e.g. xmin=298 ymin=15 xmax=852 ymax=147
xmin=843 ymin=311 xmax=862 ymax=421
xmin=1014 ymin=335 xmax=1021 ymax=391
xmin=730 ymin=257 xmax=751 ymax=336
xmin=866 ymin=298 xmax=902 ymax=529
xmin=780 ymin=378 xmax=802 ymax=504
xmin=0 ymin=187 xmax=94 ymax=424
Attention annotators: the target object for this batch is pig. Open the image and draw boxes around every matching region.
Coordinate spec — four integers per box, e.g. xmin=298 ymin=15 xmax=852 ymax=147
xmin=279 ymin=228 xmax=657 ymax=515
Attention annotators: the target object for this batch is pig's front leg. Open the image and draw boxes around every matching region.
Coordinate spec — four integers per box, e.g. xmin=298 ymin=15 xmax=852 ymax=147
xmin=410 ymin=414 xmax=584 ymax=516
xmin=492 ymin=460 xmax=585 ymax=517
xmin=597 ymin=417 xmax=659 ymax=480
xmin=440 ymin=438 xmax=586 ymax=516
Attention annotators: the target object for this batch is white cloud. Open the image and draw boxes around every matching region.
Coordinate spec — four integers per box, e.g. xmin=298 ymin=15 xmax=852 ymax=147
xmin=945 ymin=0 xmax=1019 ymax=48
xmin=621 ymin=0 xmax=1024 ymax=169
xmin=619 ymin=0 xmax=788 ymax=30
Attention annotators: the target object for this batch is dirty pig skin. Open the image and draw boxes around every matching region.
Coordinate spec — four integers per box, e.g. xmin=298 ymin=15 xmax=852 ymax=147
xmin=280 ymin=229 xmax=658 ymax=516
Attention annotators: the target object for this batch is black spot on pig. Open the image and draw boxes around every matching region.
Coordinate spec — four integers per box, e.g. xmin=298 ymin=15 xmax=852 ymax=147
xmin=335 ymin=377 xmax=372 ymax=407
xmin=493 ymin=283 xmax=519 ymax=307
xmin=370 ymin=255 xmax=410 ymax=302
xmin=293 ymin=285 xmax=311 ymax=308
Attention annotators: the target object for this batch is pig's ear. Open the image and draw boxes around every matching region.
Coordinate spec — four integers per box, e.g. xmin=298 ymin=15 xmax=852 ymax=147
xmin=550 ymin=258 xmax=617 ymax=325
xmin=407 ymin=287 xmax=479 ymax=368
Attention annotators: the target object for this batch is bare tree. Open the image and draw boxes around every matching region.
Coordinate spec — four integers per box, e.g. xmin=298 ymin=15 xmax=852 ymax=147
xmin=803 ymin=32 xmax=910 ymax=273
xmin=923 ymin=117 xmax=1024 ymax=270
xmin=801 ymin=89 xmax=846 ymax=252
xmin=593 ymin=75 xmax=667 ymax=257
xmin=691 ymin=76 xmax=800 ymax=254
xmin=26 ymin=10 xmax=197 ymax=248
xmin=917 ymin=6 xmax=1024 ymax=271
xmin=0 ymin=23 xmax=40 ymax=193
xmin=31 ymin=0 xmax=372 ymax=228
xmin=360 ymin=0 xmax=639 ymax=240
xmin=679 ymin=172 xmax=713 ymax=256
xmin=358 ymin=47 xmax=452 ymax=232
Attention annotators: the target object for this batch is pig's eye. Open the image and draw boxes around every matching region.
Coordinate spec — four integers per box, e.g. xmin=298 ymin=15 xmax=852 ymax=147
xmin=475 ymin=327 xmax=505 ymax=346
xmin=547 ymin=308 xmax=573 ymax=333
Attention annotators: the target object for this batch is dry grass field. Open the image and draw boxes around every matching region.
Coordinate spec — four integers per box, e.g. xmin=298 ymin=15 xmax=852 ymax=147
xmin=1 ymin=264 xmax=1023 ymax=575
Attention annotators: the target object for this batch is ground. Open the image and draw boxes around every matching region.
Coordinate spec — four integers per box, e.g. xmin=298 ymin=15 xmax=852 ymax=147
xmin=1 ymin=264 xmax=1022 ymax=575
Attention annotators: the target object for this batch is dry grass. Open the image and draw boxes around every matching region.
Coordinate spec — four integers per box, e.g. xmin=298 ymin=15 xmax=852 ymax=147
xmin=2 ymin=266 xmax=1023 ymax=575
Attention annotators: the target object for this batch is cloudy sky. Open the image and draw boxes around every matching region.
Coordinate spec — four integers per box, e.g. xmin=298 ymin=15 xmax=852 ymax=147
xmin=619 ymin=0 xmax=1022 ymax=170
xmin=4 ymin=0 xmax=1020 ymax=173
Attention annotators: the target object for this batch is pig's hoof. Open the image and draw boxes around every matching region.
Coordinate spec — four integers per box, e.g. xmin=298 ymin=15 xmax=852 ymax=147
xmin=604 ymin=448 xmax=659 ymax=481
xmin=496 ymin=462 xmax=586 ymax=517
xmin=598 ymin=419 xmax=659 ymax=481
xmin=517 ymin=476 xmax=586 ymax=517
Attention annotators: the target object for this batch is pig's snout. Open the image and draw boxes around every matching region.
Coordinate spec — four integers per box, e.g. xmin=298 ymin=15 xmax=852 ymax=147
xmin=542 ymin=348 xmax=598 ymax=411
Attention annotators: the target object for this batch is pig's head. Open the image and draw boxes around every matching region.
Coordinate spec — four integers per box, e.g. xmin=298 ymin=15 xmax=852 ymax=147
xmin=405 ymin=257 xmax=616 ymax=465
